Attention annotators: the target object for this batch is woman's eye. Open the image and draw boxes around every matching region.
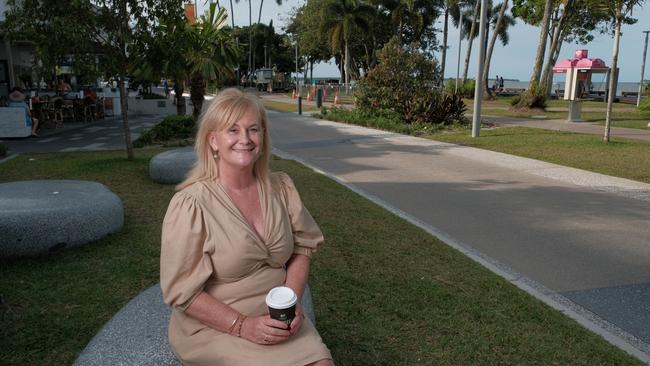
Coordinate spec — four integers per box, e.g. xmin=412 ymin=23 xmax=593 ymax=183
xmin=249 ymin=128 xmax=259 ymax=133
xmin=228 ymin=129 xmax=238 ymax=134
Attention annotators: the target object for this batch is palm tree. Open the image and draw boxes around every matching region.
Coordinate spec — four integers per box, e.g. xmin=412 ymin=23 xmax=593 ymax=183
xmin=461 ymin=0 xmax=479 ymax=84
xmin=187 ymin=3 xmax=239 ymax=121
xmin=481 ymin=0 xmax=515 ymax=97
xmin=438 ymin=0 xmax=467 ymax=86
xmin=323 ymin=0 xmax=374 ymax=85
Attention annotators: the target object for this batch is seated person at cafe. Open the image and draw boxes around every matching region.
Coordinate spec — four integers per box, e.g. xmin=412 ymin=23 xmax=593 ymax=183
xmin=8 ymin=87 xmax=40 ymax=137
xmin=57 ymin=79 xmax=72 ymax=94
xmin=85 ymin=87 xmax=98 ymax=102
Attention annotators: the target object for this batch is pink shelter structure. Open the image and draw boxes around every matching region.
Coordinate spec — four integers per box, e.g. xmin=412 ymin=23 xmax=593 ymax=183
xmin=552 ymin=49 xmax=608 ymax=121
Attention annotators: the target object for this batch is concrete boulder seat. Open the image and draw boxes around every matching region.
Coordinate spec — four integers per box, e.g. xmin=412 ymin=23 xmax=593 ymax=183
xmin=74 ymin=284 xmax=317 ymax=366
xmin=0 ymin=180 xmax=123 ymax=257
xmin=149 ymin=147 xmax=196 ymax=185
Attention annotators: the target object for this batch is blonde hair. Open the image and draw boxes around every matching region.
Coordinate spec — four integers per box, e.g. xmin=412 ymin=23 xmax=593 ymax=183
xmin=177 ymin=88 xmax=271 ymax=191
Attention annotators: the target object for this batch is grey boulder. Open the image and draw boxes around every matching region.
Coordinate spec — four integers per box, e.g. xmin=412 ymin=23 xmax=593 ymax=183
xmin=149 ymin=147 xmax=196 ymax=185
xmin=0 ymin=180 xmax=123 ymax=257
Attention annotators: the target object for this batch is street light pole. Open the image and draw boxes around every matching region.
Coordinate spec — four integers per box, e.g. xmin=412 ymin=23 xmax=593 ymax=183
xmin=637 ymin=31 xmax=650 ymax=107
xmin=471 ymin=0 xmax=488 ymax=138
xmin=455 ymin=2 xmax=464 ymax=94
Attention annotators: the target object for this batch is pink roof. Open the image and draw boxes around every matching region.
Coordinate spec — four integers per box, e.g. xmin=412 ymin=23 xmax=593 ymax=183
xmin=552 ymin=57 xmax=607 ymax=73
xmin=575 ymin=57 xmax=607 ymax=69
xmin=552 ymin=59 xmax=577 ymax=73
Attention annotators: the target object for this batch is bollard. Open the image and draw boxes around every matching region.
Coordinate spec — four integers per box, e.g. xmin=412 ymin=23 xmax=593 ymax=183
xmin=298 ymin=96 xmax=302 ymax=115
xmin=316 ymin=88 xmax=323 ymax=108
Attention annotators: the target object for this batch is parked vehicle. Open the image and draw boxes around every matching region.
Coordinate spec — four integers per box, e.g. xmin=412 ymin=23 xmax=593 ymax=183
xmin=254 ymin=68 xmax=292 ymax=92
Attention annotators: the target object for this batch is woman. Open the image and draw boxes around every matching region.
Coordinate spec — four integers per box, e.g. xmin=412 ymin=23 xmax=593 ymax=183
xmin=160 ymin=88 xmax=333 ymax=365
xmin=8 ymin=87 xmax=39 ymax=137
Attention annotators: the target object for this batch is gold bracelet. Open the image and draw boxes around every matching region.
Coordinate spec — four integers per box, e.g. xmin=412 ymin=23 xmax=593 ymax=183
xmin=227 ymin=313 xmax=241 ymax=334
xmin=234 ymin=315 xmax=247 ymax=338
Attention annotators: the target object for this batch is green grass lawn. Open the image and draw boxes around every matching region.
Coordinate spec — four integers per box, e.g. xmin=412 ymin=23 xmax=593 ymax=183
xmin=0 ymin=149 xmax=644 ymax=365
xmin=432 ymin=127 xmax=650 ymax=184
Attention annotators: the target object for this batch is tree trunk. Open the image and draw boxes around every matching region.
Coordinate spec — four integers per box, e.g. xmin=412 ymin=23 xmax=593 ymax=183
xmin=344 ymin=38 xmax=351 ymax=85
xmin=541 ymin=2 xmax=571 ymax=96
xmin=529 ymin=0 xmax=553 ymax=85
xmin=229 ymin=0 xmax=235 ymax=28
xmin=461 ymin=0 xmax=480 ymax=84
xmin=604 ymin=7 xmax=622 ymax=143
xmin=118 ymin=73 xmax=133 ymax=160
xmin=248 ymin=0 xmax=252 ymax=80
xmin=190 ymin=74 xmax=205 ymax=122
xmin=173 ymin=81 xmax=186 ymax=115
xmin=257 ymin=0 xmax=264 ymax=24
xmin=482 ymin=0 xmax=508 ymax=99
xmin=440 ymin=7 xmax=449 ymax=86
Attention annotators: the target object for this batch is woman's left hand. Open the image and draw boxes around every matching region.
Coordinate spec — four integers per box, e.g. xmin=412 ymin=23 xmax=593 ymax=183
xmin=289 ymin=303 xmax=305 ymax=336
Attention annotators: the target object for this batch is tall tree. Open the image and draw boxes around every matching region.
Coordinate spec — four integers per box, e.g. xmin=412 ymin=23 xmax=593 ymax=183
xmin=323 ymin=0 xmax=374 ymax=84
xmin=601 ymin=0 xmax=645 ymax=142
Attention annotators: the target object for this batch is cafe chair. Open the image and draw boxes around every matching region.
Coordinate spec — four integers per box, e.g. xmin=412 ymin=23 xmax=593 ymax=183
xmin=103 ymin=97 xmax=115 ymax=117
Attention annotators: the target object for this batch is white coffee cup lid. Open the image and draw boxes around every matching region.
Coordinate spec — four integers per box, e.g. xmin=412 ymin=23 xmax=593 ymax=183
xmin=265 ymin=286 xmax=297 ymax=309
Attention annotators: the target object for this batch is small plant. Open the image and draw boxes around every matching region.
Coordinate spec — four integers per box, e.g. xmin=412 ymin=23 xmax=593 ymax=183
xmin=0 ymin=143 xmax=7 ymax=157
xmin=134 ymin=115 xmax=195 ymax=147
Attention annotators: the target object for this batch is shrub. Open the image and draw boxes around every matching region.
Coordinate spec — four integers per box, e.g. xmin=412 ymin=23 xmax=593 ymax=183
xmin=319 ymin=107 xmax=410 ymax=132
xmin=445 ymin=79 xmax=475 ymax=99
xmin=134 ymin=115 xmax=195 ymax=147
xmin=356 ymin=37 xmax=466 ymax=125
xmin=640 ymin=96 xmax=650 ymax=114
xmin=140 ymin=93 xmax=166 ymax=100
xmin=0 ymin=143 xmax=6 ymax=157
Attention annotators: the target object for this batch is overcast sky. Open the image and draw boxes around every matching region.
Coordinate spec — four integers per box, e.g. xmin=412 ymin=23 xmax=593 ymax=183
xmin=199 ymin=1 xmax=650 ymax=82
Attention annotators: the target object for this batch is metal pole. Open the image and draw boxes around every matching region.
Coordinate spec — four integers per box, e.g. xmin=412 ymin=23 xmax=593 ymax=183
xmin=264 ymin=45 xmax=267 ymax=68
xmin=637 ymin=31 xmax=650 ymax=107
xmin=471 ymin=0 xmax=488 ymax=138
xmin=455 ymin=3 xmax=464 ymax=94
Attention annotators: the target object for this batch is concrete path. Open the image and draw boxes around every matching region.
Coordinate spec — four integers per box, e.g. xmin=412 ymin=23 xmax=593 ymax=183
xmin=483 ymin=115 xmax=650 ymax=142
xmin=266 ymin=110 xmax=650 ymax=362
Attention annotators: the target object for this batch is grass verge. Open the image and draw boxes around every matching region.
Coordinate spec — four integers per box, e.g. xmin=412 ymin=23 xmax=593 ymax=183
xmin=0 ymin=150 xmax=644 ymax=365
xmin=262 ymin=99 xmax=319 ymax=113
xmin=432 ymin=127 xmax=650 ymax=184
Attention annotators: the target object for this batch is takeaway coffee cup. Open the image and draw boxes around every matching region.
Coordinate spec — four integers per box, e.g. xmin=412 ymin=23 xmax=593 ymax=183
xmin=265 ymin=286 xmax=297 ymax=326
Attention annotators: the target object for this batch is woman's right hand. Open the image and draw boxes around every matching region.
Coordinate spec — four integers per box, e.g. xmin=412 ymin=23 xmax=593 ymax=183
xmin=240 ymin=315 xmax=291 ymax=345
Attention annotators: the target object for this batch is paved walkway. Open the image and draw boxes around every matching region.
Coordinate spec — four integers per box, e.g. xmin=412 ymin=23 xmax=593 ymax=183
xmin=0 ymin=114 xmax=164 ymax=154
xmin=483 ymin=114 xmax=650 ymax=142
xmin=265 ymin=109 xmax=650 ymax=363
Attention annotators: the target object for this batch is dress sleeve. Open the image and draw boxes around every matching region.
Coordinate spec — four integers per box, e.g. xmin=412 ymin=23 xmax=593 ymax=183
xmin=160 ymin=191 xmax=214 ymax=311
xmin=277 ymin=172 xmax=324 ymax=258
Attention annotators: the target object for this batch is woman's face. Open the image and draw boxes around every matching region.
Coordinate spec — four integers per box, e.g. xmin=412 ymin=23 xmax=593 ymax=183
xmin=208 ymin=109 xmax=263 ymax=173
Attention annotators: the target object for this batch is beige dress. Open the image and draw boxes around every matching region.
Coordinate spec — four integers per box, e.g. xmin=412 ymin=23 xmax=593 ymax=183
xmin=160 ymin=172 xmax=332 ymax=366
